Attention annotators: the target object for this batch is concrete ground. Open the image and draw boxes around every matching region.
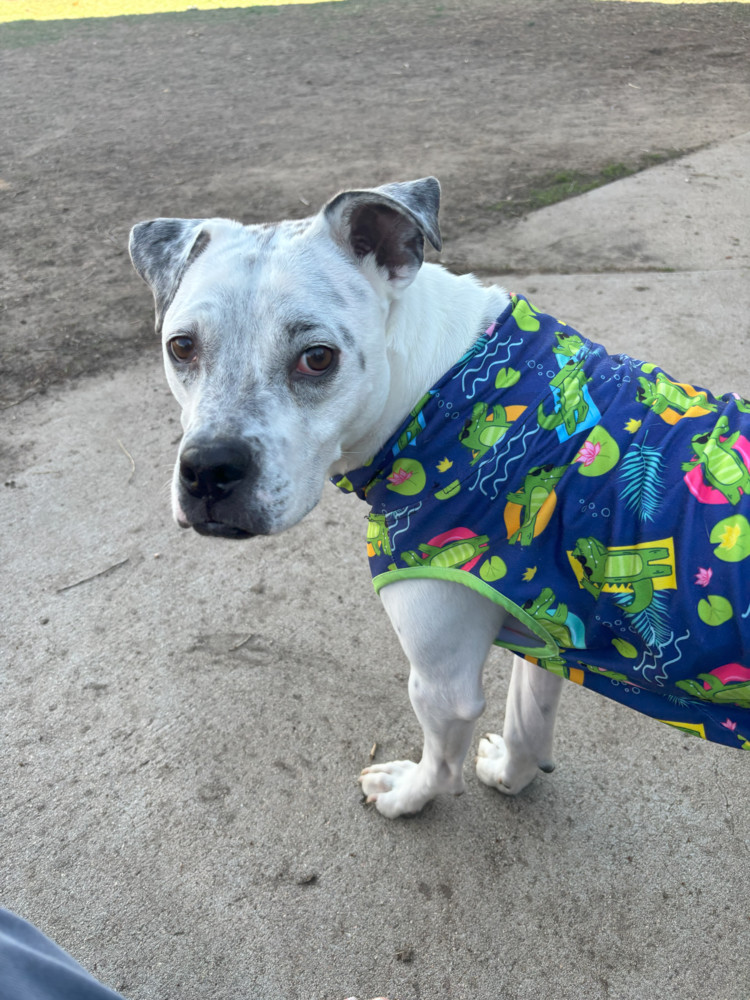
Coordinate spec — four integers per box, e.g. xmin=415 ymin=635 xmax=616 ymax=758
xmin=3 ymin=4 xmax=750 ymax=999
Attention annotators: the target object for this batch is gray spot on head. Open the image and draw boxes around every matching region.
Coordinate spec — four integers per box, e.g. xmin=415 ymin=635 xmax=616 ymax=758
xmin=373 ymin=177 xmax=442 ymax=251
xmin=344 ymin=276 xmax=370 ymax=303
xmin=337 ymin=324 xmax=355 ymax=350
xmin=358 ymin=349 xmax=366 ymax=372
xmin=285 ymin=320 xmax=320 ymax=341
xmin=252 ymin=224 xmax=279 ymax=252
xmin=185 ymin=229 xmax=211 ymax=270
xmin=288 ymin=219 xmax=311 ymax=233
xmin=128 ymin=217 xmax=209 ymax=334
xmin=318 ymin=278 xmax=345 ymax=309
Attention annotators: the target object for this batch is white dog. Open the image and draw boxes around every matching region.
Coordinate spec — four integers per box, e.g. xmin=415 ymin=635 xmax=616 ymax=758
xmin=130 ymin=178 xmax=750 ymax=819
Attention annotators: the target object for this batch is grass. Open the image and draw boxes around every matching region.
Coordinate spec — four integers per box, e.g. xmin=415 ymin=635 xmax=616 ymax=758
xmin=491 ymin=151 xmax=685 ymax=219
xmin=0 ymin=4 xmax=283 ymax=49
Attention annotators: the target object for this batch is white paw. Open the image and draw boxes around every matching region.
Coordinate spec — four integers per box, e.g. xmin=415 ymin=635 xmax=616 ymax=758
xmin=475 ymin=733 xmax=552 ymax=795
xmin=359 ymin=760 xmax=440 ymax=819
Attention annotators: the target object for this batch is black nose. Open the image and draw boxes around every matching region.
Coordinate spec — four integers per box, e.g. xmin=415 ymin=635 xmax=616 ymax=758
xmin=179 ymin=439 xmax=254 ymax=501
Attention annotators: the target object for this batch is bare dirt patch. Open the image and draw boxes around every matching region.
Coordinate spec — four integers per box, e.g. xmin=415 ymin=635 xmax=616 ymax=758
xmin=1 ymin=0 xmax=749 ymax=405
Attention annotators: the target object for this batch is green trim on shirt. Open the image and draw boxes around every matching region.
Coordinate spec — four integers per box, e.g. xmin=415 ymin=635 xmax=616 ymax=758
xmin=372 ymin=565 xmax=559 ymax=658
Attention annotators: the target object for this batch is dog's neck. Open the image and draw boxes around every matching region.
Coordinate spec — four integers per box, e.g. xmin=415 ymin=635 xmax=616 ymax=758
xmin=335 ymin=263 xmax=510 ymax=474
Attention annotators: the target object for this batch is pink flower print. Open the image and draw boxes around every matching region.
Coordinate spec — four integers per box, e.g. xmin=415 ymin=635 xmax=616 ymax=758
xmin=576 ymin=440 xmax=601 ymax=466
xmin=387 ymin=467 xmax=413 ymax=486
xmin=721 ymin=718 xmax=738 ymax=731
xmin=694 ymin=567 xmax=713 ymax=587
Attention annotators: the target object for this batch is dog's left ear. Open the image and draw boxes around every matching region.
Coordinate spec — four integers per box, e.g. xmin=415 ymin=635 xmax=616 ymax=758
xmin=324 ymin=177 xmax=442 ymax=292
xmin=129 ymin=218 xmax=211 ymax=334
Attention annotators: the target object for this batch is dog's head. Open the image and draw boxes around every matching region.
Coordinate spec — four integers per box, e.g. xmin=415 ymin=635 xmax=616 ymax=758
xmin=129 ymin=178 xmax=442 ymax=538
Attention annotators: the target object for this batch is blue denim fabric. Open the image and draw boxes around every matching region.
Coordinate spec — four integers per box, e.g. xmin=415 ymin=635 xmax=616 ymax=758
xmin=0 ymin=909 xmax=125 ymax=1000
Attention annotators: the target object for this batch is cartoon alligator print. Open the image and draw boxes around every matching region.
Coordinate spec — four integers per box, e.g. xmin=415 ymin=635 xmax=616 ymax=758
xmin=366 ymin=514 xmax=392 ymax=558
xmin=400 ymin=534 xmax=490 ymax=569
xmin=459 ymin=401 xmax=511 ymax=465
xmin=533 ymin=654 xmax=572 ymax=680
xmin=527 ymin=655 xmax=635 ymax=689
xmin=569 ymin=536 xmax=675 ymax=614
xmin=675 ymin=664 xmax=750 ymax=709
xmin=506 ymin=464 xmax=569 ymax=546
xmin=681 ymin=415 xmax=750 ymax=505
xmin=581 ymin=662 xmax=638 ymax=686
xmin=522 ymin=587 xmax=583 ymax=649
xmin=635 ymin=371 xmax=717 ymax=418
xmin=537 ymin=359 xmax=592 ymax=436
xmin=552 ymin=330 xmax=586 ymax=360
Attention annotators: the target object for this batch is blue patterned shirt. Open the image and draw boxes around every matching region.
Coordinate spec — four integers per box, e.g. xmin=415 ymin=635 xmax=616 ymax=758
xmin=332 ymin=297 xmax=750 ymax=749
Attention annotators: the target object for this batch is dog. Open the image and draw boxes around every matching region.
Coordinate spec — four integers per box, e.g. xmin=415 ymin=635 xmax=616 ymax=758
xmin=129 ymin=177 xmax=750 ymax=819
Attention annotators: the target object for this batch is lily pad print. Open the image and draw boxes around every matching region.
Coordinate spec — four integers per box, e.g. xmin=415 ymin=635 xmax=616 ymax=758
xmin=479 ymin=556 xmax=507 ymax=582
xmin=434 ymin=480 xmax=461 ymax=501
xmin=513 ymin=298 xmax=540 ymax=332
xmin=576 ymin=426 xmax=620 ymax=477
xmin=495 ymin=366 xmax=521 ymax=389
xmin=386 ymin=457 xmax=426 ymax=496
xmin=710 ymin=514 xmax=750 ymax=563
xmin=698 ymin=594 xmax=733 ymax=627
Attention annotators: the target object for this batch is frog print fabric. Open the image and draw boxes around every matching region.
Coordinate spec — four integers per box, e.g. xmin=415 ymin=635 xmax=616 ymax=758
xmin=331 ymin=296 xmax=750 ymax=749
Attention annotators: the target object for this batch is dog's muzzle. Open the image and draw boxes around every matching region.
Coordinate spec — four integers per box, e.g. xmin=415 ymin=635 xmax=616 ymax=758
xmin=178 ymin=437 xmax=258 ymax=539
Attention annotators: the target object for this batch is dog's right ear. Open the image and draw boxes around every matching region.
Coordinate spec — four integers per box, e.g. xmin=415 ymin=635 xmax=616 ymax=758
xmin=323 ymin=177 xmax=442 ymax=294
xmin=129 ymin=218 xmax=210 ymax=333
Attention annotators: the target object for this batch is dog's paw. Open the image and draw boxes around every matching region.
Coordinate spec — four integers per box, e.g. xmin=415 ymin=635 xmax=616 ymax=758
xmin=475 ymin=733 xmax=551 ymax=795
xmin=359 ymin=760 xmax=436 ymax=819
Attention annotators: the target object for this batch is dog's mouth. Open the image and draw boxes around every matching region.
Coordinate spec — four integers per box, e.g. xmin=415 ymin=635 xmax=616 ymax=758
xmin=188 ymin=520 xmax=256 ymax=540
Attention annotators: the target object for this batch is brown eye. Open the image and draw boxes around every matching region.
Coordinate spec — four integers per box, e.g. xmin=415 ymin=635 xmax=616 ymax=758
xmin=296 ymin=346 xmax=336 ymax=376
xmin=168 ymin=335 xmax=195 ymax=362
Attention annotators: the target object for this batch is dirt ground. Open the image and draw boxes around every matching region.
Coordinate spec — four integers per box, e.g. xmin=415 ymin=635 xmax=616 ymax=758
xmin=1 ymin=0 xmax=750 ymax=409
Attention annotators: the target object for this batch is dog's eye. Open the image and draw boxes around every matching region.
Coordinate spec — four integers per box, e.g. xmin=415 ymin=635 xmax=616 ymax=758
xmin=296 ymin=346 xmax=336 ymax=376
xmin=168 ymin=335 xmax=195 ymax=363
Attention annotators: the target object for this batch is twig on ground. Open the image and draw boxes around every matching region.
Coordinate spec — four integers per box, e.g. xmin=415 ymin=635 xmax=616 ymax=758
xmin=229 ymin=633 xmax=256 ymax=652
xmin=117 ymin=438 xmax=136 ymax=482
xmin=0 ymin=388 xmax=40 ymax=410
xmin=57 ymin=558 xmax=130 ymax=593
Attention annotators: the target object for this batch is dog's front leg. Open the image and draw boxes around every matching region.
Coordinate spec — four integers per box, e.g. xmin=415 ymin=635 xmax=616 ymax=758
xmin=476 ymin=655 xmax=563 ymax=794
xmin=360 ymin=578 xmax=504 ymax=818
